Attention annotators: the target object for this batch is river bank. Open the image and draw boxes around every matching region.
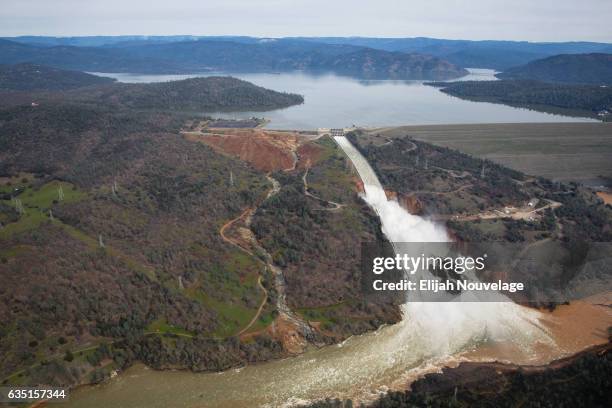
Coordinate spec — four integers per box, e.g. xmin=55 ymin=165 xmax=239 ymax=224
xmin=361 ymin=340 xmax=611 ymax=408
xmin=54 ymin=296 xmax=610 ymax=408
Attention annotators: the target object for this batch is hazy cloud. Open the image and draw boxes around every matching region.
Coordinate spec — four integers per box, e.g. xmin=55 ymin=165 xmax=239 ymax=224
xmin=1 ymin=0 xmax=611 ymax=42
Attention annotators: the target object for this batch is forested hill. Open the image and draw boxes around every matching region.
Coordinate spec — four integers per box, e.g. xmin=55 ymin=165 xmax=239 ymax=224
xmin=2 ymin=76 xmax=304 ymax=112
xmin=427 ymin=80 xmax=612 ymax=121
xmin=65 ymin=76 xmax=304 ymax=112
xmin=497 ymin=53 xmax=612 ymax=85
xmin=0 ymin=63 xmax=115 ymax=91
xmin=0 ymin=38 xmax=467 ymax=80
xmin=0 ymin=103 xmax=281 ymax=386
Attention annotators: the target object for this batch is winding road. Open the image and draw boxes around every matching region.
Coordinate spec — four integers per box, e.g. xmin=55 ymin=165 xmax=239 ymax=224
xmin=218 ymin=207 xmax=268 ymax=335
xmin=219 ymin=170 xmax=315 ymax=339
xmin=302 ymin=164 xmax=345 ymax=211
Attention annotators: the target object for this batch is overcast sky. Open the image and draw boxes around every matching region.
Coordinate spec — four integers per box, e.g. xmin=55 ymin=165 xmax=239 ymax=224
xmin=1 ymin=0 xmax=611 ymax=42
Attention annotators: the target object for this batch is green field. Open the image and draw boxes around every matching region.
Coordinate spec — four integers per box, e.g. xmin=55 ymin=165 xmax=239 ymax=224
xmin=367 ymin=123 xmax=612 ymax=186
xmin=0 ymin=178 xmax=86 ymax=239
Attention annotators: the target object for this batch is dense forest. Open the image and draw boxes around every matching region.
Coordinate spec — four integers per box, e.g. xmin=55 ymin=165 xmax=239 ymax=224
xmin=427 ymin=79 xmax=612 ymax=120
xmin=0 ymin=63 xmax=115 ymax=91
xmin=0 ymin=103 xmax=286 ymax=386
xmin=251 ymin=137 xmax=400 ymax=339
xmin=1 ymin=74 xmax=304 ymax=112
xmin=497 ymin=53 xmax=612 ymax=85
xmin=67 ymin=76 xmax=304 ymax=112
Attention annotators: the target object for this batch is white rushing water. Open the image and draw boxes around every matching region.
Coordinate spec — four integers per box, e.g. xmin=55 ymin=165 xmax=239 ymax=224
xmin=62 ymin=137 xmax=555 ymax=408
xmin=334 ymin=136 xmax=553 ymax=358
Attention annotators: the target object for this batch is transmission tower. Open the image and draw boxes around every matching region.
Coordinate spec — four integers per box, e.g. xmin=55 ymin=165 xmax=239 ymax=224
xmin=15 ymin=198 xmax=25 ymax=215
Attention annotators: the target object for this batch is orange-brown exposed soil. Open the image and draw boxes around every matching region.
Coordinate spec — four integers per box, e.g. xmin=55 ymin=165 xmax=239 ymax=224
xmin=383 ymin=190 xmax=424 ymax=215
xmin=240 ymin=315 xmax=308 ymax=355
xmin=296 ymin=142 xmax=325 ymax=169
xmin=596 ymin=191 xmax=612 ymax=205
xmin=354 ymin=178 xmax=365 ymax=193
xmin=185 ymin=128 xmax=301 ymax=172
xmin=270 ymin=316 xmax=309 ymax=354
xmin=384 ymin=189 xmax=397 ymax=200
xmin=400 ymin=194 xmax=424 ymax=215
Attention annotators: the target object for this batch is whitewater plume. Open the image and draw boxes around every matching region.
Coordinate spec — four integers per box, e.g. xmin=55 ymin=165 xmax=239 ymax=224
xmin=335 ymin=136 xmax=448 ymax=243
xmin=335 ymin=135 xmax=553 ymax=354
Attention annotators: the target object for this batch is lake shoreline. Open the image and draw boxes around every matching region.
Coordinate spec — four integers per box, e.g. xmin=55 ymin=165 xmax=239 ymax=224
xmin=91 ymin=70 xmax=594 ymax=130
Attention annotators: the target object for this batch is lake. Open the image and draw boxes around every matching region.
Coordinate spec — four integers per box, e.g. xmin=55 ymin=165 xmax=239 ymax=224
xmin=93 ymin=69 xmax=594 ymax=130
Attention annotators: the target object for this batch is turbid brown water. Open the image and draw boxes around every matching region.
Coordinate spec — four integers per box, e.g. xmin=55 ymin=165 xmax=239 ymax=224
xmin=58 ymin=298 xmax=611 ymax=408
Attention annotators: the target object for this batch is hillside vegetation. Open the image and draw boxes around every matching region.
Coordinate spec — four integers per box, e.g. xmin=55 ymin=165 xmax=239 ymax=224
xmin=370 ymin=123 xmax=612 ymax=184
xmin=66 ymin=76 xmax=304 ymax=112
xmin=428 ymin=79 xmax=612 ymax=120
xmin=0 ymin=63 xmax=115 ymax=91
xmin=251 ymin=137 xmax=400 ymax=338
xmin=1 ymin=75 xmax=304 ymax=112
xmin=0 ymin=104 xmax=284 ymax=387
xmin=348 ymin=130 xmax=612 ymax=305
xmin=349 ymin=130 xmax=612 ymax=243
xmin=497 ymin=53 xmax=612 ymax=85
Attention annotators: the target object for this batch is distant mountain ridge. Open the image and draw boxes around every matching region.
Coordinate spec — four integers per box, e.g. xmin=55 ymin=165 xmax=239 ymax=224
xmin=5 ymin=35 xmax=611 ymax=70
xmin=287 ymin=37 xmax=612 ymax=70
xmin=496 ymin=53 xmax=612 ymax=85
xmin=0 ymin=38 xmax=182 ymax=73
xmin=308 ymin=48 xmax=466 ymax=79
xmin=0 ymin=38 xmax=467 ymax=80
xmin=0 ymin=63 xmax=115 ymax=91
